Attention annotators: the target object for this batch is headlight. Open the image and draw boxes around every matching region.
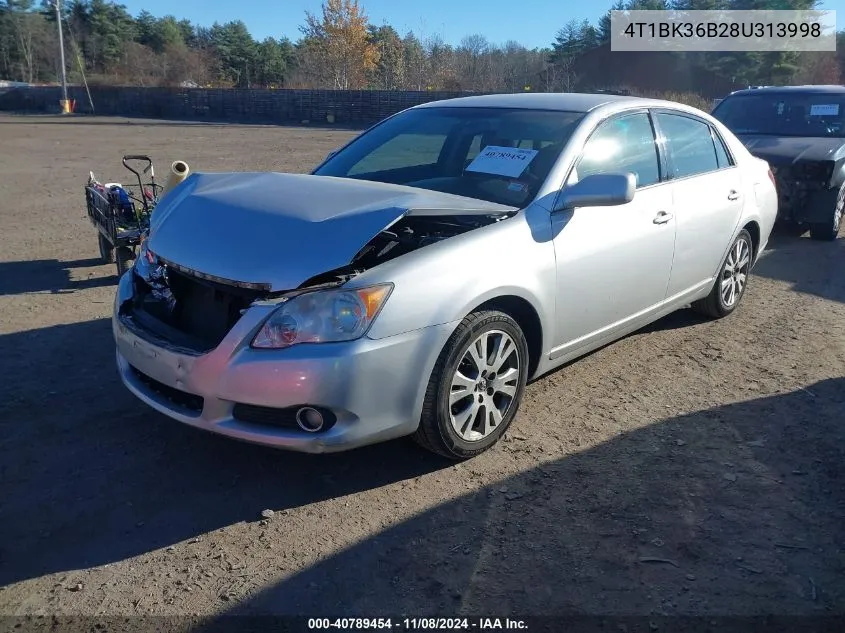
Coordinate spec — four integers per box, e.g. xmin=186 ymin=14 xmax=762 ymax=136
xmin=133 ymin=235 xmax=157 ymax=276
xmin=251 ymin=284 xmax=393 ymax=349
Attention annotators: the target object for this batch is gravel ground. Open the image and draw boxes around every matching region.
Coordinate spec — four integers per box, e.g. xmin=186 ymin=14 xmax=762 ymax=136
xmin=0 ymin=115 xmax=843 ymax=627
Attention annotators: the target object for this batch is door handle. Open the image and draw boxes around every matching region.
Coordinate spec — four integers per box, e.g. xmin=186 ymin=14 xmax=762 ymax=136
xmin=653 ymin=211 xmax=673 ymax=224
xmin=728 ymin=190 xmax=741 ymax=201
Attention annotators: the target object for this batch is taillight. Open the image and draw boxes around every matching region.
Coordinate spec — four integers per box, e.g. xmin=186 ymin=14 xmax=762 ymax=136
xmin=768 ymin=168 xmax=777 ymax=190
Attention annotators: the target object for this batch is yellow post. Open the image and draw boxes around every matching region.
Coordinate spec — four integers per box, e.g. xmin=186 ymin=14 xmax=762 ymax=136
xmin=59 ymin=99 xmax=73 ymax=114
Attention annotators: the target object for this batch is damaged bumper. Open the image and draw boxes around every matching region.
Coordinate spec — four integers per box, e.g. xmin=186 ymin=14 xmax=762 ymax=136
xmin=770 ymin=165 xmax=839 ymax=224
xmin=112 ymin=271 xmax=455 ymax=453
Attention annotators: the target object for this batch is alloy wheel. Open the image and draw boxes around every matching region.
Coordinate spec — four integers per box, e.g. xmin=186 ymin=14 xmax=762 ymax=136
xmin=448 ymin=330 xmax=520 ymax=442
xmin=721 ymin=236 xmax=751 ymax=308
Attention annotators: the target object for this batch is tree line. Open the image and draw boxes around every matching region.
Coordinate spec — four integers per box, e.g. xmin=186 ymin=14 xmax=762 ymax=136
xmin=0 ymin=0 xmax=841 ymax=93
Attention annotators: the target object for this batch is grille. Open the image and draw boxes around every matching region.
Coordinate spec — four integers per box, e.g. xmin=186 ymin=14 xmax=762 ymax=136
xmin=166 ymin=268 xmax=247 ymax=348
xmin=130 ymin=365 xmax=204 ymax=414
xmin=130 ymin=266 xmax=264 ymax=354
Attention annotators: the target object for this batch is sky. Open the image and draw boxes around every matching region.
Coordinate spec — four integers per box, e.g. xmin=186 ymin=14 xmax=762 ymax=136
xmin=117 ymin=0 xmax=845 ymax=50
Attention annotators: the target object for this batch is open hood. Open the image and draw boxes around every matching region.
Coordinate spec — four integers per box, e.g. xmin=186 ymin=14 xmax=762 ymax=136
xmin=147 ymin=172 xmax=514 ymax=292
xmin=736 ymin=134 xmax=845 ymax=165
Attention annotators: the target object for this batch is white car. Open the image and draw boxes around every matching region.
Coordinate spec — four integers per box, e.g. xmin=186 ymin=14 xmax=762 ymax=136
xmin=113 ymin=93 xmax=779 ymax=459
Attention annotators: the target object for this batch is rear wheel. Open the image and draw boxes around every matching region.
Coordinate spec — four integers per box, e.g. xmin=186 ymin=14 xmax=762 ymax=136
xmin=809 ymin=185 xmax=843 ymax=241
xmin=115 ymin=246 xmax=134 ymax=277
xmin=414 ymin=310 xmax=529 ymax=460
xmin=692 ymin=229 xmax=753 ymax=319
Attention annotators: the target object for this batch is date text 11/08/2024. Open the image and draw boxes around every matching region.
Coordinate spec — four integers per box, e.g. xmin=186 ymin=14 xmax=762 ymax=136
xmin=307 ymin=618 xmax=529 ymax=630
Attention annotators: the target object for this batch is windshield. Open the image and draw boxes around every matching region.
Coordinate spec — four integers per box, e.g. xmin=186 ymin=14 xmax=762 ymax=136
xmin=713 ymin=93 xmax=845 ymax=138
xmin=313 ymin=107 xmax=585 ymax=207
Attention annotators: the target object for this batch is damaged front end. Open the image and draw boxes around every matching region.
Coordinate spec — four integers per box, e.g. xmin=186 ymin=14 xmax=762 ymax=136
xmin=118 ymin=241 xmax=273 ymax=355
xmin=119 ymin=209 xmax=509 ymax=355
xmin=299 ymin=213 xmax=505 ymax=287
xmin=770 ymin=160 xmax=838 ymax=224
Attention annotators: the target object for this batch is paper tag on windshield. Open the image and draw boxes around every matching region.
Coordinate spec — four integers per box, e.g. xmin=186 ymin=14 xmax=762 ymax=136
xmin=810 ymin=104 xmax=839 ymax=116
xmin=466 ymin=146 xmax=539 ymax=178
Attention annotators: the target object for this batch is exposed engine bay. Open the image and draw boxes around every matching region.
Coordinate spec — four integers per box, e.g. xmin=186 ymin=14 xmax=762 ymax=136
xmin=301 ymin=213 xmax=508 ymax=286
xmin=120 ymin=211 xmax=509 ymax=353
xmin=122 ymin=257 xmax=267 ymax=354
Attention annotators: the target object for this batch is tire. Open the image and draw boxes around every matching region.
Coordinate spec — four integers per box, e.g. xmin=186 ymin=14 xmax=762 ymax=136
xmin=413 ymin=310 xmax=530 ymax=460
xmin=809 ymin=185 xmax=843 ymax=241
xmin=779 ymin=219 xmax=806 ymax=237
xmin=692 ymin=229 xmax=754 ymax=319
xmin=115 ymin=246 xmax=134 ymax=277
xmin=98 ymin=233 xmax=115 ymax=264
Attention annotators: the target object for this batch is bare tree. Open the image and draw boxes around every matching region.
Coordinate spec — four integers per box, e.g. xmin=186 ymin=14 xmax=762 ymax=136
xmin=456 ymin=34 xmax=491 ymax=91
xmin=7 ymin=5 xmax=45 ymax=82
xmin=793 ymin=51 xmax=842 ymax=85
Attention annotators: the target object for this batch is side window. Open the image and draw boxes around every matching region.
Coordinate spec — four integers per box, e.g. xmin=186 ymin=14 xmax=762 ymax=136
xmin=712 ymin=129 xmax=733 ymax=168
xmin=575 ymin=113 xmax=660 ymax=188
xmin=655 ymin=113 xmax=720 ymax=178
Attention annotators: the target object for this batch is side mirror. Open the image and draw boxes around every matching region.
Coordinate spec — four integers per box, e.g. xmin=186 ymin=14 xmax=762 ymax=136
xmin=553 ymin=172 xmax=636 ymax=212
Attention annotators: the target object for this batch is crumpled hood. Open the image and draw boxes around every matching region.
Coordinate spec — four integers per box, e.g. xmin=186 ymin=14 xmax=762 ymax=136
xmin=736 ymin=134 xmax=845 ymax=165
xmin=147 ymin=172 xmax=513 ymax=291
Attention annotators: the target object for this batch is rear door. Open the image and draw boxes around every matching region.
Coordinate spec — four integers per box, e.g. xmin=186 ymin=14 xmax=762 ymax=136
xmin=652 ymin=110 xmax=744 ymax=300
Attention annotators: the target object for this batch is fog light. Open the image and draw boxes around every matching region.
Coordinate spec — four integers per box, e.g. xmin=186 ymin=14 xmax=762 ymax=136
xmin=296 ymin=407 xmax=325 ymax=433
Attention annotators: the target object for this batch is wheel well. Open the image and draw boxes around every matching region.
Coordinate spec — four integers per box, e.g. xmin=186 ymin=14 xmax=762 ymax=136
xmin=475 ymin=296 xmax=543 ymax=378
xmin=743 ymin=220 xmax=760 ymax=259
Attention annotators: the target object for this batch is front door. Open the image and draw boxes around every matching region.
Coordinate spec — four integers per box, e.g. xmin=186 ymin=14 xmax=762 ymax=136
xmin=550 ymin=111 xmax=676 ymax=360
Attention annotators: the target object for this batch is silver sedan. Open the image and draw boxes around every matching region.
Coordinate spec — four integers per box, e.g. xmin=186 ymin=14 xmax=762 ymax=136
xmin=113 ymin=92 xmax=778 ymax=459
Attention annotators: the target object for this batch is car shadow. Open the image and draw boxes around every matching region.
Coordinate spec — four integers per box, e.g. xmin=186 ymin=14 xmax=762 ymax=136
xmin=2 ymin=225 xmax=842 ymax=597
xmin=196 ymin=377 xmax=845 ymax=623
xmin=0 ymin=258 xmax=118 ymax=296
xmin=753 ymin=229 xmax=845 ymax=305
xmin=0 ymin=318 xmax=453 ymax=587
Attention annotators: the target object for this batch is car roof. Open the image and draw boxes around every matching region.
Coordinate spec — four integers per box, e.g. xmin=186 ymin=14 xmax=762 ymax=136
xmin=412 ymin=92 xmax=645 ymax=113
xmin=725 ymin=85 xmax=845 ymax=97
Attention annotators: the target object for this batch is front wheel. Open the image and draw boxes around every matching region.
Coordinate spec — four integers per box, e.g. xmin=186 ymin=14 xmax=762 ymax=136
xmin=809 ymin=185 xmax=843 ymax=241
xmin=692 ymin=229 xmax=753 ymax=319
xmin=413 ymin=310 xmax=529 ymax=460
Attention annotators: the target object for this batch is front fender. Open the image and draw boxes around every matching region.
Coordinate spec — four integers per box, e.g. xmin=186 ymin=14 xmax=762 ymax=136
xmin=355 ymin=207 xmax=557 ymax=350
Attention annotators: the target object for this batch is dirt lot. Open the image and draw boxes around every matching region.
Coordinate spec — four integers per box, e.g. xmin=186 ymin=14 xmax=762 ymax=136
xmin=1 ymin=115 xmax=844 ymax=627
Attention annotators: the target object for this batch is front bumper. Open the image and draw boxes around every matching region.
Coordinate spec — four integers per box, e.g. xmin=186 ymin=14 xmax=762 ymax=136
xmin=771 ymin=167 xmax=839 ymax=224
xmin=112 ymin=271 xmax=457 ymax=453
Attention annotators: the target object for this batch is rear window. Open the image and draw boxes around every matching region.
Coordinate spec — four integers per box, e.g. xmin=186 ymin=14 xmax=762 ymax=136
xmin=713 ymin=92 xmax=845 ymax=138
